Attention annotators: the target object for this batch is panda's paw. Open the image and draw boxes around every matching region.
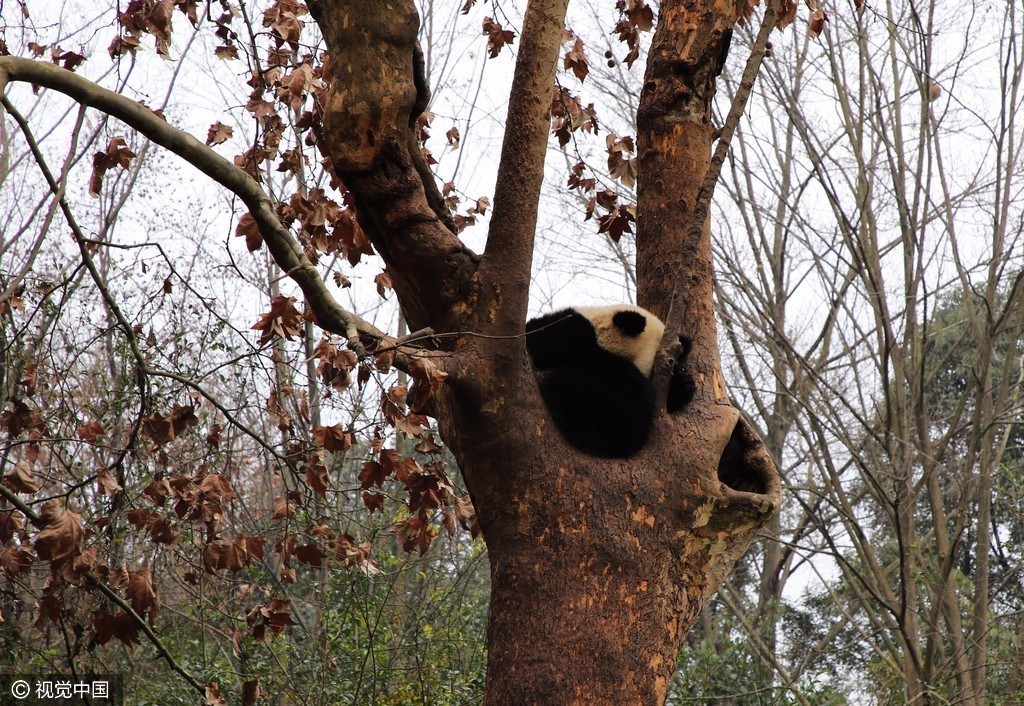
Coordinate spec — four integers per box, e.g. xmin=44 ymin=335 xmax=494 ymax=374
xmin=668 ymin=335 xmax=696 ymax=413
xmin=677 ymin=334 xmax=693 ymax=360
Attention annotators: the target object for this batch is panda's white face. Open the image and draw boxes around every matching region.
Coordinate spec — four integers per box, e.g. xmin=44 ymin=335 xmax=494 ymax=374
xmin=574 ymin=304 xmax=665 ymax=377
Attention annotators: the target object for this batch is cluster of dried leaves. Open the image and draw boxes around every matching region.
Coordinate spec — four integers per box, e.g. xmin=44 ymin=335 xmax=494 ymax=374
xmin=614 ymin=0 xmax=655 ymax=68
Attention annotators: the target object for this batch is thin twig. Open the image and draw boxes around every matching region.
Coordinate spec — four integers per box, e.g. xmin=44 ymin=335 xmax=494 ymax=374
xmin=0 ymin=485 xmax=206 ymax=693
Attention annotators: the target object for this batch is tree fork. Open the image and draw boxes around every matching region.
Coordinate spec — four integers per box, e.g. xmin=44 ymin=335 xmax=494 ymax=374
xmin=309 ymin=0 xmax=781 ymax=703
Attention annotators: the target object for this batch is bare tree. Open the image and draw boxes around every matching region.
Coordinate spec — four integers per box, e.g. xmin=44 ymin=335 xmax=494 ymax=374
xmin=698 ymin=1 xmax=1024 ymax=703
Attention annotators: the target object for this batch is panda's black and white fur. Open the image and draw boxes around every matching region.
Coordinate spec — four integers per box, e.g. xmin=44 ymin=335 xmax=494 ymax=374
xmin=525 ymin=305 xmax=696 ymax=458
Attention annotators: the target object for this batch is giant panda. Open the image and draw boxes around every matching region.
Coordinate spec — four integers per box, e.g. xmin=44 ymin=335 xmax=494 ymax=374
xmin=525 ymin=305 xmax=696 ymax=458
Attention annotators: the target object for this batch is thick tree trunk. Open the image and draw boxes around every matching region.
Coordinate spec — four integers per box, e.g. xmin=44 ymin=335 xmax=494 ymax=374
xmin=470 ymin=432 xmax=775 ymax=705
xmin=308 ymin=0 xmax=781 ymax=703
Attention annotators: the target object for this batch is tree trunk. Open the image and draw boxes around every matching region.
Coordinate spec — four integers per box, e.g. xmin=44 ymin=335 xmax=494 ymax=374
xmin=307 ymin=0 xmax=781 ymax=703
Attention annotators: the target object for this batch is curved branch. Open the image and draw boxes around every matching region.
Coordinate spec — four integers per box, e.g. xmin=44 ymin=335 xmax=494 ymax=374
xmin=0 ymin=57 xmax=374 ymax=346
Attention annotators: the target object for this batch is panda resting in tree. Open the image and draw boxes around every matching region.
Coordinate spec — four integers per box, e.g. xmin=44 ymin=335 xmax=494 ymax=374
xmin=525 ymin=305 xmax=697 ymax=458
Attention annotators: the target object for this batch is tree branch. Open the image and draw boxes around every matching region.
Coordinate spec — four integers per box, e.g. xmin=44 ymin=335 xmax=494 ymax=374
xmin=636 ymin=0 xmax=779 ymax=402
xmin=307 ymin=0 xmax=479 ymax=333
xmin=478 ymin=0 xmax=571 ymax=335
xmin=661 ymin=0 xmax=781 ymax=352
xmin=0 ymin=57 xmax=382 ymax=350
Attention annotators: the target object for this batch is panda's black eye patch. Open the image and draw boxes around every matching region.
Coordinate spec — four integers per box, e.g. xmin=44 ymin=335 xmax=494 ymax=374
xmin=612 ymin=310 xmax=647 ymax=337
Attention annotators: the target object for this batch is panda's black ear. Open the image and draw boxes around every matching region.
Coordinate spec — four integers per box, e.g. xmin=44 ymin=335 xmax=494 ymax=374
xmin=612 ymin=310 xmax=647 ymax=337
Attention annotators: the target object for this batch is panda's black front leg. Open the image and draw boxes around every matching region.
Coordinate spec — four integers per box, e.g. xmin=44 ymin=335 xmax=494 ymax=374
xmin=667 ymin=335 xmax=697 ymax=413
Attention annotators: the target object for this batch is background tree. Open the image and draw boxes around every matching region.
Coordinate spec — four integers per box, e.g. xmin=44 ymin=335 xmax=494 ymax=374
xmin=658 ymin=1 xmax=1023 ymax=703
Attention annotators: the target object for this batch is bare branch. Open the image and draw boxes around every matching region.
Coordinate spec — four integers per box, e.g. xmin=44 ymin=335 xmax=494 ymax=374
xmin=0 ymin=57 xmax=376 ymax=346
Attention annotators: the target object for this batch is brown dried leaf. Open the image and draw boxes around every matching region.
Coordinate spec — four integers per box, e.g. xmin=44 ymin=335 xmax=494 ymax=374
xmin=392 ymin=515 xmax=437 ymax=555
xmin=606 ymin=134 xmax=638 ymax=189
xmin=143 ymin=477 xmax=172 ymax=505
xmin=89 ymin=137 xmax=137 ymax=197
xmin=313 ymin=337 xmax=359 ymax=391
xmin=36 ymin=595 xmax=62 ymax=627
xmin=76 ymin=420 xmax=105 ymax=442
xmin=408 ymin=357 xmax=449 ymax=413
xmin=776 ymin=0 xmax=798 ymax=29
xmin=127 ymin=566 xmax=160 ymax=622
xmin=0 ymin=510 xmax=25 ymax=543
xmin=242 ymin=679 xmax=260 ymax=706
xmin=311 ymin=422 xmax=352 ymax=454
xmin=51 ymin=47 xmax=86 ymax=71
xmin=294 ymin=543 xmax=324 ymax=567
xmin=215 ymin=44 xmax=239 ymax=60
xmin=563 ymin=37 xmax=590 ymax=81
xmin=333 ymin=209 xmax=374 ymax=266
xmin=2 ymin=398 xmax=43 ymax=438
xmin=413 ymin=435 xmax=444 ymax=455
xmin=0 ymin=546 xmax=31 ymax=579
xmin=246 ymin=599 xmax=296 ymax=643
xmin=206 ymin=424 xmax=224 ymax=448
xmin=234 ymin=212 xmax=263 ymax=251
xmin=4 ymin=460 xmax=38 ymax=494
xmin=482 ymin=17 xmax=516 ymax=58
xmin=34 ymin=500 xmax=84 ymax=564
xmin=359 ymin=460 xmax=388 ymax=489
xmin=143 ymin=405 xmax=198 ymax=445
xmin=252 ymin=296 xmax=302 ymax=344
xmin=304 ymin=452 xmax=330 ymax=497
xmin=205 ymin=681 xmax=227 ymax=706
xmin=203 ymin=541 xmax=229 ymax=573
xmin=233 ymin=534 xmax=265 ymax=567
xmin=109 ymin=35 xmax=140 ymax=59
xmin=266 ymin=391 xmax=293 ymax=431
xmin=206 ymin=121 xmax=234 ymax=146
xmin=362 ymin=491 xmax=385 ymax=514
xmin=337 ymin=536 xmax=381 ymax=575
xmin=97 ymin=467 xmax=121 ymax=497
xmin=455 ymin=495 xmax=481 ymax=538
xmin=374 ymin=270 xmax=393 ymax=299
xmin=18 ymin=363 xmax=37 ymax=396
xmin=807 ymin=8 xmax=828 ymax=38
xmin=272 ymin=495 xmax=295 ymax=519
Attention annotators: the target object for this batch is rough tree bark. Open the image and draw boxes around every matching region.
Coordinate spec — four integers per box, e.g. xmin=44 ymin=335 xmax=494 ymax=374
xmin=308 ymin=0 xmax=781 ymax=704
